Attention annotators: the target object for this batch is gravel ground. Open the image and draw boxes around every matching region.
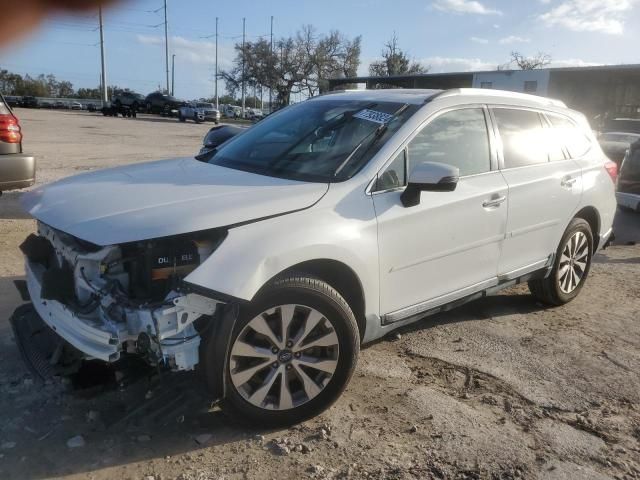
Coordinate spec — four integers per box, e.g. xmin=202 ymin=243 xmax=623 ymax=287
xmin=0 ymin=108 xmax=639 ymax=480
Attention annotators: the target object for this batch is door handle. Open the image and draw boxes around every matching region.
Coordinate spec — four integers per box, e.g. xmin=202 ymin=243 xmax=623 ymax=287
xmin=483 ymin=195 xmax=507 ymax=208
xmin=561 ymin=177 xmax=577 ymax=188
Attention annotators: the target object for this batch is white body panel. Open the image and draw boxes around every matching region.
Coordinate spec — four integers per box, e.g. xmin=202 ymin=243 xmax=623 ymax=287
xmin=498 ymin=159 xmax=583 ymax=274
xmin=22 ymin=88 xmax=617 ymax=355
xmin=373 ymin=171 xmax=509 ymax=315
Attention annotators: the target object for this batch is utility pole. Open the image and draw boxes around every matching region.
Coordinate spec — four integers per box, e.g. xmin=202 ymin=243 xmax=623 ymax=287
xmin=241 ymin=17 xmax=246 ymax=118
xmin=269 ymin=16 xmax=273 ymax=113
xmin=98 ymin=7 xmax=108 ymax=107
xmin=215 ymin=16 xmax=219 ymax=110
xmin=164 ymin=0 xmax=170 ymax=93
xmin=171 ymin=54 xmax=176 ymax=96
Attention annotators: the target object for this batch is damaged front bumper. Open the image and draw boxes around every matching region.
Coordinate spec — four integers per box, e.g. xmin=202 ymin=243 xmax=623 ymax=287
xmin=26 ymin=258 xmax=221 ymax=369
xmin=19 ymin=223 xmax=224 ymax=372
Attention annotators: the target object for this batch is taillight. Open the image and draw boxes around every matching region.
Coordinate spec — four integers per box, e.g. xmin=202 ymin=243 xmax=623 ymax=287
xmin=0 ymin=114 xmax=22 ymax=143
xmin=604 ymin=160 xmax=618 ymax=183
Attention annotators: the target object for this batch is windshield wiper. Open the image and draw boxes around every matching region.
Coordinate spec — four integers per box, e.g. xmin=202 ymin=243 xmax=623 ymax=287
xmin=334 ymin=103 xmax=410 ymax=177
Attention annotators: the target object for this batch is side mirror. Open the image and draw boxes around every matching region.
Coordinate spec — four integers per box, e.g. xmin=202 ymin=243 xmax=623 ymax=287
xmin=401 ymin=161 xmax=459 ymax=207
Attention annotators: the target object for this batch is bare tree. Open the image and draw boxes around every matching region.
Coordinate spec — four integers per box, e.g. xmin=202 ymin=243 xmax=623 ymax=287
xmin=221 ymin=25 xmax=361 ymax=108
xmin=368 ymin=33 xmax=429 ymax=77
xmin=507 ymin=51 xmax=552 ymax=70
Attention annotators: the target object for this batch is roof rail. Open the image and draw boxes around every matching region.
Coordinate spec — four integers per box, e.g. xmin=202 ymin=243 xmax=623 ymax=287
xmin=436 ymin=88 xmax=567 ymax=108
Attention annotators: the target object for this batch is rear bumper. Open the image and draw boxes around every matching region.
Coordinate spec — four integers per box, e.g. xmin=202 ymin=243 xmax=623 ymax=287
xmin=0 ymin=153 xmax=35 ymax=192
xmin=616 ymin=192 xmax=640 ymax=212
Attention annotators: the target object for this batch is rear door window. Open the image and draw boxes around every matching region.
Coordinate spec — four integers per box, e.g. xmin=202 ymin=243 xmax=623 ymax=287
xmin=547 ymin=114 xmax=592 ymax=159
xmin=493 ymin=108 xmax=548 ymax=169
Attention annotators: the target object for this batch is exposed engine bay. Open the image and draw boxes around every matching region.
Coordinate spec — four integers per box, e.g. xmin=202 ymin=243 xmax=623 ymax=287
xmin=20 ymin=222 xmax=226 ymax=371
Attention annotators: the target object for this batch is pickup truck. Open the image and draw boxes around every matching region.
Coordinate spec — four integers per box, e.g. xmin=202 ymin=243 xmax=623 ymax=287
xmin=178 ymin=102 xmax=221 ymax=124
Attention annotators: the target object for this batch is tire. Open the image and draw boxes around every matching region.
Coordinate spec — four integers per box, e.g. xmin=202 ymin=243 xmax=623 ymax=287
xmin=146 ymin=102 xmax=152 ymax=114
xmin=528 ymin=218 xmax=594 ymax=306
xmin=213 ymin=274 xmax=360 ymax=427
xmin=178 ymin=114 xmax=186 ymax=122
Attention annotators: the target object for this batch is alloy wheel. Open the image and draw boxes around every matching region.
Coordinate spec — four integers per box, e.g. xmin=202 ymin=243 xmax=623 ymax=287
xmin=557 ymin=231 xmax=590 ymax=294
xmin=229 ymin=304 xmax=339 ymax=411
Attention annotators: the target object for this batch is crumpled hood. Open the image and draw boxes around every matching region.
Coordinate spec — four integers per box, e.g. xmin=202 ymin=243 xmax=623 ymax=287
xmin=22 ymin=157 xmax=328 ymax=245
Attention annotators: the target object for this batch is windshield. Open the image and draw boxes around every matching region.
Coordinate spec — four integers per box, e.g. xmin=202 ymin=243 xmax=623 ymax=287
xmin=601 ymin=133 xmax=640 ymax=143
xmin=197 ymin=103 xmax=214 ymax=109
xmin=207 ymin=99 xmax=417 ymax=182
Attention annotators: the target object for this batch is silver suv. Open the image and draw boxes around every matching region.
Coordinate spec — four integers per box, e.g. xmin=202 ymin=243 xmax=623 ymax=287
xmin=16 ymin=89 xmax=616 ymax=426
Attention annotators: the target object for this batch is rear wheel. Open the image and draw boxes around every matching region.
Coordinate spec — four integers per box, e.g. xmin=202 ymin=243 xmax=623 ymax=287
xmin=218 ymin=275 xmax=359 ymax=426
xmin=528 ymin=218 xmax=593 ymax=306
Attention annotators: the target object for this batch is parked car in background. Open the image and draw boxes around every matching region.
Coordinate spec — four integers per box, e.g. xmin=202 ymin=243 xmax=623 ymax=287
xmin=40 ymin=100 xmax=53 ymax=109
xmin=617 ymin=139 xmax=640 ymax=212
xmin=604 ymin=118 xmax=640 ymax=135
xmin=179 ymin=102 xmax=221 ymax=123
xmin=598 ymin=131 xmax=640 ymax=166
xmin=53 ymin=101 xmax=66 ymax=109
xmin=113 ymin=91 xmax=145 ymax=111
xmin=16 ymin=89 xmax=616 ymax=426
xmin=245 ymin=108 xmax=264 ymax=121
xmin=196 ymin=124 xmax=245 ymax=158
xmin=5 ymin=96 xmax=21 ymax=108
xmin=144 ymin=92 xmax=184 ymax=116
xmin=87 ymin=103 xmax=97 ymax=112
xmin=178 ymin=102 xmax=205 ymax=123
xmin=21 ymin=96 xmax=39 ymax=108
xmin=222 ymin=104 xmax=242 ymax=118
xmin=70 ymin=101 xmax=83 ymax=111
xmin=196 ymin=102 xmax=221 ymax=123
xmin=0 ymin=93 xmax=35 ymax=193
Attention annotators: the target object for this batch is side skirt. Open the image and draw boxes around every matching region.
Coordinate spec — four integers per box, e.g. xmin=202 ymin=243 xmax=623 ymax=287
xmin=366 ymin=258 xmax=553 ymax=343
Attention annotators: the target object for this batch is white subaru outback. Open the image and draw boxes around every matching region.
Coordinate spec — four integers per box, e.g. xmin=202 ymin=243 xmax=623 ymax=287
xmin=16 ymin=88 xmax=616 ymax=426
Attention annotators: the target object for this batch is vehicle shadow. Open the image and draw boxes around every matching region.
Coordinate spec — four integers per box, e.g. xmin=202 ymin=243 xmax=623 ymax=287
xmin=362 ymin=289 xmax=546 ymax=352
xmin=595 ymin=255 xmax=640 ymax=265
xmin=612 ymin=207 xmax=640 ymax=245
xmin=0 ymin=191 xmax=31 ymax=220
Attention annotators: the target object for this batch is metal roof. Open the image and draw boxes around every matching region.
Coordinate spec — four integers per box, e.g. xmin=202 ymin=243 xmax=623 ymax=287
xmin=330 ymin=63 xmax=640 ymax=85
xmin=315 ymin=88 xmax=567 ymax=109
xmin=315 ymin=88 xmax=443 ymax=105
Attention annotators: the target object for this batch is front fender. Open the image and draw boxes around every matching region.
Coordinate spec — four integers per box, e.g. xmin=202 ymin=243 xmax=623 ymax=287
xmin=184 ymin=200 xmax=380 ymax=320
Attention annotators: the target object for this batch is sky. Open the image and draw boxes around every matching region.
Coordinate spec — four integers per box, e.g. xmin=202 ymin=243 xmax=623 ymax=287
xmin=1 ymin=0 xmax=639 ymax=100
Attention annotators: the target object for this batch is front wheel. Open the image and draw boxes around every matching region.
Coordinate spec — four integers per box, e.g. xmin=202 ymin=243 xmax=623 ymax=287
xmin=214 ymin=275 xmax=359 ymax=427
xmin=528 ymin=218 xmax=593 ymax=306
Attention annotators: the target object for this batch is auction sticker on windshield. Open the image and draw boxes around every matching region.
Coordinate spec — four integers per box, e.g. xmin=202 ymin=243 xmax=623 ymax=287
xmin=354 ymin=109 xmax=394 ymax=125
